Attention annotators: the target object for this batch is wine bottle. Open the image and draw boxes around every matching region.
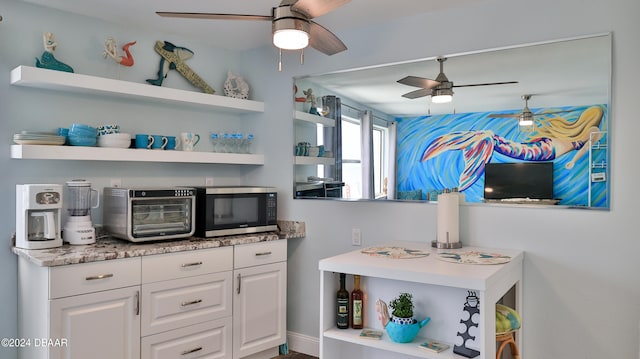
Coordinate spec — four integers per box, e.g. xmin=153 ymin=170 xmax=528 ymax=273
xmin=351 ymin=275 xmax=363 ymax=329
xmin=336 ymin=273 xmax=349 ymax=329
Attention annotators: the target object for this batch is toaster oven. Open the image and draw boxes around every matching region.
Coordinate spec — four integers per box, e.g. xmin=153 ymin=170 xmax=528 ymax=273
xmin=103 ymin=187 xmax=195 ymax=242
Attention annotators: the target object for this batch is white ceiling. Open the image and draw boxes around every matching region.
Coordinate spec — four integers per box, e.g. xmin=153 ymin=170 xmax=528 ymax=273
xmin=20 ymin=0 xmax=610 ymax=117
xmin=20 ymin=0 xmax=479 ymax=51
xmin=303 ymin=34 xmax=611 ymax=117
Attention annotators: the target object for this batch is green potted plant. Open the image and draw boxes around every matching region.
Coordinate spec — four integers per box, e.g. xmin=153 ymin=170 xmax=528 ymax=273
xmin=389 ymin=292 xmax=415 ymax=325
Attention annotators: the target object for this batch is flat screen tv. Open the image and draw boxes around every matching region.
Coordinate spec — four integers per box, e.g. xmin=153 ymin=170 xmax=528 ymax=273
xmin=484 ymin=162 xmax=554 ymax=200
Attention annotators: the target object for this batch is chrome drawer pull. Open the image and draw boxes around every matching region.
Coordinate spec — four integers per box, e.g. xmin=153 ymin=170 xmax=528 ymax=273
xmin=181 ymin=347 xmax=203 ymax=355
xmin=255 ymin=251 xmax=272 ymax=256
xmin=181 ymin=299 xmax=203 ymax=307
xmin=181 ymin=261 xmax=203 ymax=268
xmin=85 ymin=273 xmax=114 ymax=281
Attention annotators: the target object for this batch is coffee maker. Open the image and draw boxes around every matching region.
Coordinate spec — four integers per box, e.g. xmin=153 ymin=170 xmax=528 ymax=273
xmin=16 ymin=184 xmax=63 ymax=249
xmin=63 ymin=179 xmax=99 ymax=245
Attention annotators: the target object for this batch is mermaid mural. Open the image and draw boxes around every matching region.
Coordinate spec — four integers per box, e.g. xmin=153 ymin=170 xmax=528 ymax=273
xmin=396 ymin=104 xmax=608 ymax=207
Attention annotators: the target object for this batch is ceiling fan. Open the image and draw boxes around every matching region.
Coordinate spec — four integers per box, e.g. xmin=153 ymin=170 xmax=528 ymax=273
xmin=397 ymin=57 xmax=518 ymax=103
xmin=156 ymin=0 xmax=350 ymax=70
xmin=489 ymin=94 xmax=571 ymax=126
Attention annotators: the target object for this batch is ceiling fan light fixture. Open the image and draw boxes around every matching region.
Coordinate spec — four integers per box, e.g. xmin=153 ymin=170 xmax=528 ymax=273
xmin=272 ymin=6 xmax=311 ymax=50
xmin=519 ymin=113 xmax=534 ymax=126
xmin=273 ymin=28 xmax=309 ymax=50
xmin=431 ymin=88 xmax=453 ymax=103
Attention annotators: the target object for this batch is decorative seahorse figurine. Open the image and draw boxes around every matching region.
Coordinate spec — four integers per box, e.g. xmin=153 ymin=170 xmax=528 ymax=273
xmin=35 ymin=32 xmax=74 ymax=73
xmin=103 ymin=37 xmax=136 ymax=67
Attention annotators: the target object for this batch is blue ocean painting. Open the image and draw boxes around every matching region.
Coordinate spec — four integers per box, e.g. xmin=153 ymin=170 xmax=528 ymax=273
xmin=396 ymin=104 xmax=608 ymax=207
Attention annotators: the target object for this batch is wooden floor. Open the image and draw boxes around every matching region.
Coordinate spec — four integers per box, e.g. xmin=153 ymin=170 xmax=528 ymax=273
xmin=272 ymin=351 xmax=318 ymax=359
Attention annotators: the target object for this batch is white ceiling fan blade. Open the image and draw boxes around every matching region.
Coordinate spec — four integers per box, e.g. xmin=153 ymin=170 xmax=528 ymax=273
xmin=292 ymin=0 xmax=351 ymax=18
xmin=533 ymin=110 xmax=574 ymax=116
xmin=308 ymin=21 xmax=347 ymax=55
xmin=402 ymin=88 xmax=433 ymax=99
xmin=156 ymin=12 xmax=272 ymax=21
xmin=397 ymin=76 xmax=440 ymax=89
xmin=488 ymin=113 xmax=521 ymax=118
xmin=453 ymin=81 xmax=519 ymax=88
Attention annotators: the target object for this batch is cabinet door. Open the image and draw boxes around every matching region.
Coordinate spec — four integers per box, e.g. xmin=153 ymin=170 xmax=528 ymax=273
xmin=50 ymin=286 xmax=140 ymax=359
xmin=233 ymin=262 xmax=286 ymax=359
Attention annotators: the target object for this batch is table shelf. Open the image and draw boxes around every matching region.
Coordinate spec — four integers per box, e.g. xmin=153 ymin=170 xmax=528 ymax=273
xmin=318 ymin=241 xmax=523 ymax=359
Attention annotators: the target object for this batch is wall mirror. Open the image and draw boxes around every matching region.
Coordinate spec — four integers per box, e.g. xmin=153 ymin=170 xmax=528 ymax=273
xmin=293 ymin=33 xmax=611 ymax=209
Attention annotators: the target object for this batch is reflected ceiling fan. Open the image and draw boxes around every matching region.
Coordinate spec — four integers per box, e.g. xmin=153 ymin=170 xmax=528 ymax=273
xmin=489 ymin=94 xmax=571 ymax=126
xmin=397 ymin=57 xmax=518 ymax=103
xmin=156 ymin=0 xmax=350 ymax=70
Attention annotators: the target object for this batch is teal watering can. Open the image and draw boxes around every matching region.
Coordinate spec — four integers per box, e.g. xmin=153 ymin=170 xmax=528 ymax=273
xmin=376 ymin=299 xmax=431 ymax=343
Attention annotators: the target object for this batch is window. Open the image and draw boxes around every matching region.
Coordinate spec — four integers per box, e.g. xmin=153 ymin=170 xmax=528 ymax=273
xmin=340 ymin=113 xmax=389 ymax=199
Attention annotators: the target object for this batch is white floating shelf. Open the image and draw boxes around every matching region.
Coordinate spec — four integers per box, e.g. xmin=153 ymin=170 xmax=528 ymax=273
xmin=10 ymin=66 xmax=264 ymax=114
xmin=294 ymin=110 xmax=335 ymax=127
xmin=11 ymin=145 xmax=264 ymax=165
xmin=294 ymin=156 xmax=335 ymax=165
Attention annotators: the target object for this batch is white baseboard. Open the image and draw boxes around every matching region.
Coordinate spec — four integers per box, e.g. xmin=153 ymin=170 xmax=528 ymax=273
xmin=286 ymin=331 xmax=319 ymax=357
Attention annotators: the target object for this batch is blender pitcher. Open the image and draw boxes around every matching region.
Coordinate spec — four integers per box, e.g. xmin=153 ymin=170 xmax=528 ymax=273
xmin=63 ymin=180 xmax=99 ymax=245
xmin=66 ymin=180 xmax=99 ymax=216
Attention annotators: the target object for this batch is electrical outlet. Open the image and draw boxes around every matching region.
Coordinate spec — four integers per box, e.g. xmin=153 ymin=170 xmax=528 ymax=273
xmin=205 ymin=177 xmax=214 ymax=186
xmin=110 ymin=178 xmax=121 ymax=188
xmin=352 ymin=228 xmax=361 ymax=246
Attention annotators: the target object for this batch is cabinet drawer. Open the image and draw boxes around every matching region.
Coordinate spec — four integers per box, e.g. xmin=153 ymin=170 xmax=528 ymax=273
xmin=141 ymin=317 xmax=232 ymax=359
xmin=234 ymin=240 xmax=287 ymax=269
xmin=141 ymin=271 xmax=232 ymax=336
xmin=142 ymin=246 xmax=233 ymax=284
xmin=49 ymin=257 xmax=141 ymax=299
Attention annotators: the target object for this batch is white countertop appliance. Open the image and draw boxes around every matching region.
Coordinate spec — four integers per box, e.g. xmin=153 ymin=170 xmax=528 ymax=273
xmin=15 ymin=184 xmax=63 ymax=249
xmin=63 ymin=180 xmax=99 ymax=245
xmin=103 ymin=187 xmax=196 ymax=242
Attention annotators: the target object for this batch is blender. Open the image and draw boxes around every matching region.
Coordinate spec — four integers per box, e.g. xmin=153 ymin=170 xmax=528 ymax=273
xmin=63 ymin=179 xmax=99 ymax=245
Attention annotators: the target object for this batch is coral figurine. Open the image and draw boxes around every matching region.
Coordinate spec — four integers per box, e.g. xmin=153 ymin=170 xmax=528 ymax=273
xmin=35 ymin=32 xmax=74 ymax=73
xmin=103 ymin=37 xmax=136 ymax=67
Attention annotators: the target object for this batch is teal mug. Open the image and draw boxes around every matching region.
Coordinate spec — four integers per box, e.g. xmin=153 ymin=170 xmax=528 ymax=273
xmin=135 ymin=134 xmax=154 ymax=149
xmin=166 ymin=136 xmax=180 ymax=150
xmin=151 ymin=135 xmax=168 ymax=150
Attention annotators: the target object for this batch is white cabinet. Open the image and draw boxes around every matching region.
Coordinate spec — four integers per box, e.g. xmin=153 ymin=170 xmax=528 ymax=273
xmin=9 ymin=66 xmax=265 ymax=166
xmin=17 ymin=256 xmax=142 ymax=359
xmin=16 ymin=241 xmax=287 ymax=359
xmin=141 ymin=247 xmax=233 ymax=359
xmin=50 ymin=286 xmax=141 ymax=359
xmin=233 ymin=241 xmax=287 ymax=359
xmin=318 ymin=241 xmax=523 ymax=359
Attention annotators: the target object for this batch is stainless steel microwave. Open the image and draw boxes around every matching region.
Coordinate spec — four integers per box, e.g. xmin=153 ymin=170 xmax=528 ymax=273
xmin=193 ymin=186 xmax=277 ymax=237
xmin=103 ymin=187 xmax=196 ymax=242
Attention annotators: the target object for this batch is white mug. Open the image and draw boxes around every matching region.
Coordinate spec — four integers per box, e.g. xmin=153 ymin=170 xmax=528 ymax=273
xmin=180 ymin=132 xmax=200 ymax=151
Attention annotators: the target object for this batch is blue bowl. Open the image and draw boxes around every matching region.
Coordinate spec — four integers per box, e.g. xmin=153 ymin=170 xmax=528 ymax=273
xmin=69 ymin=124 xmax=97 ymax=137
xmin=68 ymin=135 xmax=97 ymax=146
xmin=57 ymin=128 xmax=70 ymax=145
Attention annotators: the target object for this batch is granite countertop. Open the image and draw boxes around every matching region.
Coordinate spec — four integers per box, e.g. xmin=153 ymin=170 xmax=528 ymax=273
xmin=12 ymin=220 xmax=306 ymax=267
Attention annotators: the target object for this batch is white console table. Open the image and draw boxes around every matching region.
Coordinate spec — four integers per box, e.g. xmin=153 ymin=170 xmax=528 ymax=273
xmin=318 ymin=241 xmax=523 ymax=359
